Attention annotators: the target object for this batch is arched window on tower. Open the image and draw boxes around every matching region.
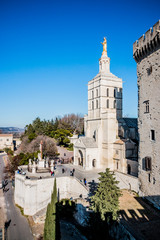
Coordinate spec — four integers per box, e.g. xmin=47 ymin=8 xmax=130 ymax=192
xmin=107 ymin=99 xmax=109 ymax=108
xmin=114 ymin=88 xmax=116 ymax=98
xmin=113 ymin=100 xmax=116 ymax=108
xmin=92 ymin=101 xmax=94 ymax=110
xmin=96 ymin=100 xmax=98 ymax=108
xmin=92 ymin=90 xmax=94 ymax=99
xmin=96 ymin=89 xmax=98 ymax=97
xmin=107 ymin=88 xmax=109 ymax=97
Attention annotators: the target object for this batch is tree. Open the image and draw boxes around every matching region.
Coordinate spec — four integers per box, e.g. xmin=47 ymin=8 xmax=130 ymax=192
xmin=90 ymin=168 xmax=121 ymax=221
xmin=51 ymin=129 xmax=72 ymax=146
xmin=44 ymin=179 xmax=59 ymax=240
xmin=17 ymin=135 xmax=58 ymax=158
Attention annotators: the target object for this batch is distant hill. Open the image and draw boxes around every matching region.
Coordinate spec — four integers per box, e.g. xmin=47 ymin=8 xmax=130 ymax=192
xmin=0 ymin=127 xmax=24 ymax=137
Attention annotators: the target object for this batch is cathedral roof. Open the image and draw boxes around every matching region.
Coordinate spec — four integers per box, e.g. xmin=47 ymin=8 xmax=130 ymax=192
xmin=121 ymin=118 xmax=138 ymax=129
xmin=74 ymin=137 xmax=98 ymax=148
xmin=91 ymin=72 xmax=121 ymax=82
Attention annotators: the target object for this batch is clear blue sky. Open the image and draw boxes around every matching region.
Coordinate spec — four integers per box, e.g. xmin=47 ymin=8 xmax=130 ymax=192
xmin=0 ymin=0 xmax=159 ymax=128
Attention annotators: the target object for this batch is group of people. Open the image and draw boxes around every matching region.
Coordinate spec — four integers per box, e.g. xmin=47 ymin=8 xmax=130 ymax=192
xmin=2 ymin=179 xmax=9 ymax=192
xmin=80 ymin=178 xmax=87 ymax=186
xmin=61 ymin=168 xmax=75 ymax=176
xmin=17 ymin=168 xmax=26 ymax=175
xmin=70 ymin=168 xmax=75 ymax=176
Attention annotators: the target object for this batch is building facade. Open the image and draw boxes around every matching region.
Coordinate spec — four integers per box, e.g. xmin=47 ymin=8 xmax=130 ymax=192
xmin=0 ymin=134 xmax=13 ymax=150
xmin=74 ymin=38 xmax=138 ymax=177
xmin=133 ymin=20 xmax=160 ymax=206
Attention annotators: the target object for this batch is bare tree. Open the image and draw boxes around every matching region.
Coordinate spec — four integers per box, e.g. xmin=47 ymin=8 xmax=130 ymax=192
xmin=17 ymin=135 xmax=57 ymax=158
xmin=59 ymin=114 xmax=84 ymax=134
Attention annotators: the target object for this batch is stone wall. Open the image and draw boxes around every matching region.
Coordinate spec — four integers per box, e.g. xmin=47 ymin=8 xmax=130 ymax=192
xmin=14 ymin=174 xmax=88 ymax=216
xmin=126 ymin=159 xmax=138 ymax=177
xmin=133 ymin=20 xmax=160 ymax=203
xmin=114 ymin=171 xmax=138 ymax=192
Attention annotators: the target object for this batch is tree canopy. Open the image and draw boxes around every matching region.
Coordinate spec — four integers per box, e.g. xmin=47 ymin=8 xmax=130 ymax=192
xmin=23 ymin=114 xmax=84 ymax=147
xmin=17 ymin=135 xmax=58 ymax=158
xmin=90 ymin=168 xmax=121 ymax=221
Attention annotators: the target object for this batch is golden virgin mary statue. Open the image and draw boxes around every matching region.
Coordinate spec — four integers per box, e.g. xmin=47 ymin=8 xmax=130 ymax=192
xmin=101 ymin=37 xmax=107 ymax=55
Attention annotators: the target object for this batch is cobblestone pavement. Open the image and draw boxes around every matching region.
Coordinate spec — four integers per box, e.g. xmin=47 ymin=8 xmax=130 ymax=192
xmin=23 ymin=163 xmax=103 ymax=182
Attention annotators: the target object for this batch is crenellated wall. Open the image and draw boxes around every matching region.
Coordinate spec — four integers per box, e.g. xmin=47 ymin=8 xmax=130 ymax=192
xmin=133 ymin=20 xmax=160 ymax=62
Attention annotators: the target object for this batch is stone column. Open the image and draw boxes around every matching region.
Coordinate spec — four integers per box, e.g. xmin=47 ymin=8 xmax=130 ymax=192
xmin=32 ymin=161 xmax=36 ymax=174
xmin=50 ymin=160 xmax=54 ymax=172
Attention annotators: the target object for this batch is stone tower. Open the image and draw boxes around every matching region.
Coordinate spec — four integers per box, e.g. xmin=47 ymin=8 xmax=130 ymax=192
xmin=84 ymin=38 xmax=123 ymax=169
xmin=133 ymin=20 xmax=160 ymax=206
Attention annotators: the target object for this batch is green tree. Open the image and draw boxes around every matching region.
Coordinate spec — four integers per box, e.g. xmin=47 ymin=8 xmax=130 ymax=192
xmin=44 ymin=179 xmax=60 ymax=240
xmin=52 ymin=129 xmax=72 ymax=146
xmin=90 ymin=168 xmax=121 ymax=221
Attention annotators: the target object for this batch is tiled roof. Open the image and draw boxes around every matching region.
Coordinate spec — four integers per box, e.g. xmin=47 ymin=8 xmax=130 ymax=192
xmin=0 ymin=134 xmax=13 ymax=137
xmin=114 ymin=139 xmax=124 ymax=145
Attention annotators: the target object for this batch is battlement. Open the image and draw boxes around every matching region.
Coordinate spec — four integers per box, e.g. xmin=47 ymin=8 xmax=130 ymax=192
xmin=133 ymin=20 xmax=160 ymax=62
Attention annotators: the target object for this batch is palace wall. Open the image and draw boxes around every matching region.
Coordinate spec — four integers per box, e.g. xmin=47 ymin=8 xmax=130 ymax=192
xmin=14 ymin=174 xmax=88 ymax=216
xmin=114 ymin=171 xmax=138 ymax=193
xmin=133 ymin=20 xmax=160 ymax=204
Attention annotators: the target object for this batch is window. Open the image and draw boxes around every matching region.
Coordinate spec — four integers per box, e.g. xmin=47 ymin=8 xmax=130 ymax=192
xmin=144 ymin=100 xmax=149 ymax=113
xmin=96 ymin=89 xmax=98 ymax=97
xmin=116 ymin=150 xmax=119 ymax=154
xmin=93 ymin=130 xmax=96 ymax=140
xmin=107 ymin=88 xmax=109 ymax=97
xmin=113 ymin=100 xmax=116 ymax=109
xmin=7 ymin=139 xmax=9 ymax=141
xmin=151 ymin=130 xmax=155 ymax=141
xmin=92 ymin=101 xmax=94 ymax=110
xmin=64 ymin=153 xmax=66 ymax=156
xmin=148 ymin=173 xmax=151 ymax=182
xmin=96 ymin=100 xmax=98 ymax=108
xmin=92 ymin=91 xmax=94 ymax=98
xmin=114 ymin=88 xmax=116 ymax=97
xmin=147 ymin=66 xmax=152 ymax=75
xmin=117 ymin=161 xmax=118 ymax=169
xmin=106 ymin=99 xmax=109 ymax=108
xmin=153 ymin=177 xmax=156 ymax=184
xmin=145 ymin=157 xmax=152 ymax=171
xmin=127 ymin=164 xmax=131 ymax=174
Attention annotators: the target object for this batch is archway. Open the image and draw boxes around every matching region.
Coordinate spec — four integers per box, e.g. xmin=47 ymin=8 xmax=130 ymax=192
xmin=92 ymin=159 xmax=96 ymax=167
xmin=78 ymin=150 xmax=83 ymax=166
xmin=127 ymin=164 xmax=131 ymax=175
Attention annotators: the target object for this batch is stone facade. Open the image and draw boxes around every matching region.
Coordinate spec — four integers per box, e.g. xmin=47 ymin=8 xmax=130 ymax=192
xmin=0 ymin=134 xmax=13 ymax=150
xmin=74 ymin=40 xmax=138 ymax=178
xmin=133 ymin=20 xmax=160 ymax=205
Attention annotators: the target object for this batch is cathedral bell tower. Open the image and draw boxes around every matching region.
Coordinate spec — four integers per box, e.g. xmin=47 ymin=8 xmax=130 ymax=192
xmin=84 ymin=37 xmax=123 ymax=170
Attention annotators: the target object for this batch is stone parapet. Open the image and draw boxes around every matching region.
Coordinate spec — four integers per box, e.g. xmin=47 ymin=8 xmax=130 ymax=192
xmin=14 ymin=174 xmax=89 ymax=216
xmin=133 ymin=20 xmax=160 ymax=62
